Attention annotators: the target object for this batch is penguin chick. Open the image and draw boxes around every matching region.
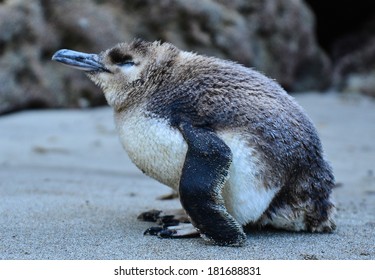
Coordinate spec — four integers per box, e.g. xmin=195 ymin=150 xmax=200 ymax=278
xmin=52 ymin=39 xmax=336 ymax=247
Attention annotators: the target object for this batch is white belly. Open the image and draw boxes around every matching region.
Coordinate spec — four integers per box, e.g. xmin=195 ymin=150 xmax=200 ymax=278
xmin=116 ymin=110 xmax=187 ymax=190
xmin=218 ymin=133 xmax=278 ymax=225
xmin=116 ymin=110 xmax=278 ymax=226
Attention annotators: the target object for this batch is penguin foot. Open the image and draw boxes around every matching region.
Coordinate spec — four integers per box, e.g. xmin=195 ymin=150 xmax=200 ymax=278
xmin=137 ymin=209 xmax=163 ymax=222
xmin=139 ymin=209 xmax=199 ymax=238
xmin=137 ymin=208 xmax=190 ymax=224
xmin=144 ymin=223 xmax=199 ymax=238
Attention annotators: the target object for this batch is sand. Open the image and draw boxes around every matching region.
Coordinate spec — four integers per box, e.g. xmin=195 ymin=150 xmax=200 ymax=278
xmin=0 ymin=92 xmax=374 ymax=260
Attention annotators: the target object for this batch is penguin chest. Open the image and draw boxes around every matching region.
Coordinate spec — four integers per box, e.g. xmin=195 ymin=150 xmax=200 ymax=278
xmin=116 ymin=111 xmax=188 ymax=190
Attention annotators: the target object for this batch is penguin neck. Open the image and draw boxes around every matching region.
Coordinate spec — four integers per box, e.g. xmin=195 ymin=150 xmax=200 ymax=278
xmin=103 ymin=85 xmax=153 ymax=113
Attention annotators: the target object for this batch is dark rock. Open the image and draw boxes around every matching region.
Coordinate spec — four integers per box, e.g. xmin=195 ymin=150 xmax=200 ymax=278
xmin=332 ymin=19 xmax=375 ymax=97
xmin=305 ymin=0 xmax=375 ymax=97
xmin=123 ymin=0 xmax=332 ymax=91
xmin=0 ymin=0 xmax=331 ymax=114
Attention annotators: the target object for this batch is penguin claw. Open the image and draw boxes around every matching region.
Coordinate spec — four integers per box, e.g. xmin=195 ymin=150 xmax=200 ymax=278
xmin=143 ymin=226 xmax=177 ymax=238
xmin=143 ymin=226 xmax=163 ymax=236
xmin=137 ymin=210 xmax=162 ymax=222
xmin=158 ymin=215 xmax=180 ymax=226
xmin=158 ymin=228 xmax=178 ymax=238
xmin=139 ymin=209 xmax=199 ymax=239
xmin=137 ymin=210 xmax=178 ymax=224
xmin=138 ymin=209 xmax=190 ymax=224
xmin=143 ymin=223 xmax=199 ymax=239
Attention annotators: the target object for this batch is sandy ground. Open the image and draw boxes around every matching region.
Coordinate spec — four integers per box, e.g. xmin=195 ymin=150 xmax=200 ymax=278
xmin=0 ymin=92 xmax=374 ymax=260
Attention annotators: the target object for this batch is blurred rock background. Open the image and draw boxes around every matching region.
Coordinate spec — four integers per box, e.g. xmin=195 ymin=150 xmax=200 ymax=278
xmin=0 ymin=0 xmax=374 ymax=114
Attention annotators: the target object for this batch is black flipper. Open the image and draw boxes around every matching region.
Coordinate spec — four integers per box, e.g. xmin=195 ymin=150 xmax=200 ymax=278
xmin=178 ymin=122 xmax=246 ymax=246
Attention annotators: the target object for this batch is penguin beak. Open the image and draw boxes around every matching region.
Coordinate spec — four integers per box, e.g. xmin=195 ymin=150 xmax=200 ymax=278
xmin=52 ymin=49 xmax=111 ymax=73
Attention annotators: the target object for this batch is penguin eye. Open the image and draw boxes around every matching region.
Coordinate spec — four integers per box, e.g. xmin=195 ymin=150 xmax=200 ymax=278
xmin=109 ymin=50 xmax=136 ymax=67
xmin=118 ymin=60 xmax=135 ymax=67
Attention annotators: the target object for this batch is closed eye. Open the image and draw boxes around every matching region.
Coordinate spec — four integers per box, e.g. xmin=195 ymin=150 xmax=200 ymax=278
xmin=108 ymin=49 xmax=137 ymax=67
xmin=118 ymin=60 xmax=136 ymax=67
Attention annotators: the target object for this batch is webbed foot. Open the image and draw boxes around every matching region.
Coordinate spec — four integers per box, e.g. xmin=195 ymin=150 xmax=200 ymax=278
xmin=143 ymin=223 xmax=199 ymax=238
xmin=138 ymin=209 xmax=199 ymax=238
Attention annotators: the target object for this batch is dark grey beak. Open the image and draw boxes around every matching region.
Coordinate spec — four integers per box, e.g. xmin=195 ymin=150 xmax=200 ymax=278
xmin=52 ymin=49 xmax=110 ymax=73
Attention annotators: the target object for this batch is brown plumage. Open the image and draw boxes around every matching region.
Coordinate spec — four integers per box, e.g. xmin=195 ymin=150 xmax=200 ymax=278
xmin=52 ymin=39 xmax=336 ymax=246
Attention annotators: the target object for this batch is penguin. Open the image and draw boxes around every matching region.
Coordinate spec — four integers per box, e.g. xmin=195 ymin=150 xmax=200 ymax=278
xmin=52 ymin=39 xmax=336 ymax=246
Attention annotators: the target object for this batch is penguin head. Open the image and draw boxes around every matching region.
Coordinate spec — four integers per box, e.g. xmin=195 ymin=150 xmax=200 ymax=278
xmin=52 ymin=39 xmax=179 ymax=109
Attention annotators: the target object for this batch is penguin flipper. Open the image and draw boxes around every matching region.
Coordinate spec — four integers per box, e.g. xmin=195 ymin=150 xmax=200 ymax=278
xmin=177 ymin=122 xmax=246 ymax=246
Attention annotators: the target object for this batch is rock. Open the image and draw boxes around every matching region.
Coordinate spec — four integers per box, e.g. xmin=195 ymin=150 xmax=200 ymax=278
xmin=332 ymin=19 xmax=375 ymax=97
xmin=124 ymin=0 xmax=332 ymax=91
xmin=0 ymin=0 xmax=105 ymax=114
xmin=305 ymin=0 xmax=375 ymax=98
xmin=0 ymin=0 xmax=331 ymax=114
xmin=0 ymin=0 xmax=55 ymax=114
